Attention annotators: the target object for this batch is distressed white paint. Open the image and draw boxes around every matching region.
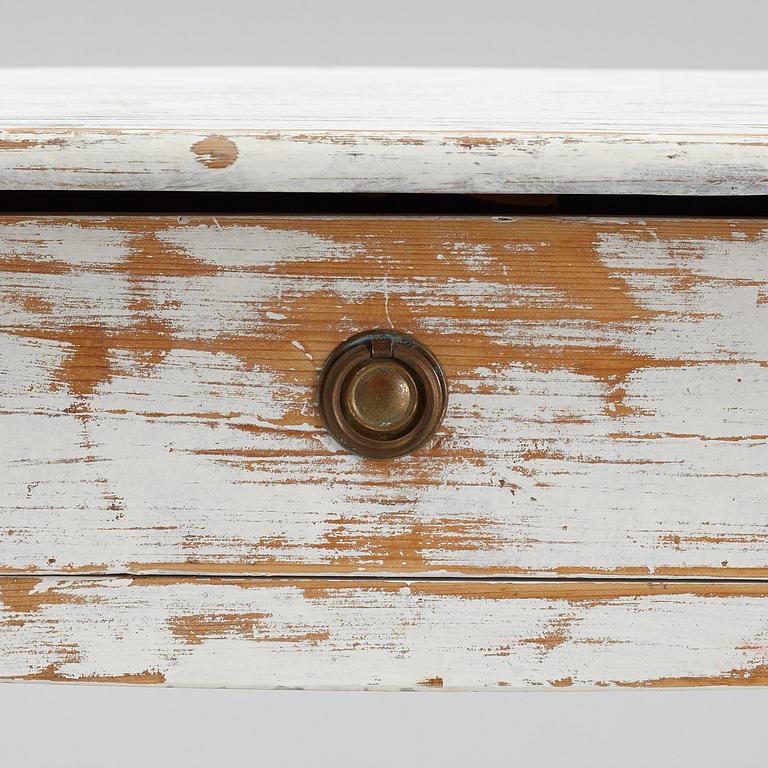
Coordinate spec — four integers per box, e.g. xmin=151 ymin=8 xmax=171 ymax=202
xmin=1 ymin=578 xmax=767 ymax=689
xmin=1 ymin=69 xmax=767 ymax=193
xmin=1 ymin=216 xmax=766 ymax=577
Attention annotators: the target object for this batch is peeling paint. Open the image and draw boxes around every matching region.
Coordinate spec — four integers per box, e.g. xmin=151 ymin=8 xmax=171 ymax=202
xmin=0 ymin=216 xmax=766 ymax=577
xmin=190 ymin=135 xmax=239 ymax=169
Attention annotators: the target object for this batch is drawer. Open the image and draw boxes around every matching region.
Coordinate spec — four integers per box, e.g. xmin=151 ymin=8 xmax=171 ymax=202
xmin=2 ymin=214 xmax=766 ymax=580
xmin=3 ymin=578 xmax=768 ymax=688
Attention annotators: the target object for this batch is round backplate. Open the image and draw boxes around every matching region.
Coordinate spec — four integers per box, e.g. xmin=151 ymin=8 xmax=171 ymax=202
xmin=318 ymin=330 xmax=448 ymax=459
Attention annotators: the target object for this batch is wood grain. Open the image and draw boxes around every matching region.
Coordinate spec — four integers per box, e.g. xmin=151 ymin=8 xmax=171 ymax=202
xmin=1 ymin=69 xmax=767 ymax=194
xmin=1 ymin=577 xmax=767 ymax=689
xmin=1 ymin=216 xmax=766 ymax=577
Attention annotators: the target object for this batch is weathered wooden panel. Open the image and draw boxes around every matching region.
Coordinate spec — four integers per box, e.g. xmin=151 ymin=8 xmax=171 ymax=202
xmin=4 ymin=129 xmax=768 ymax=195
xmin=1 ymin=577 xmax=767 ymax=689
xmin=1 ymin=216 xmax=766 ymax=577
xmin=1 ymin=69 xmax=767 ymax=194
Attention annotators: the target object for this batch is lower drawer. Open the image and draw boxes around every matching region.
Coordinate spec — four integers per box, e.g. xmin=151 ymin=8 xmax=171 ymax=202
xmin=3 ymin=577 xmax=768 ymax=690
xmin=1 ymin=215 xmax=766 ymax=578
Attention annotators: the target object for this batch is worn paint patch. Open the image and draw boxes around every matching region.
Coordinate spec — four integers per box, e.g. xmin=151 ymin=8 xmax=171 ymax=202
xmin=14 ymin=664 xmax=166 ymax=684
xmin=618 ymin=664 xmax=768 ymax=688
xmin=0 ymin=577 xmax=87 ymax=614
xmin=168 ymin=612 xmax=271 ymax=644
xmin=0 ymin=255 xmax=70 ymax=273
xmin=521 ymin=614 xmax=573 ymax=651
xmin=316 ymin=515 xmax=501 ymax=573
xmin=0 ymin=138 xmax=65 ymax=151
xmin=190 ymin=135 xmax=239 ymax=169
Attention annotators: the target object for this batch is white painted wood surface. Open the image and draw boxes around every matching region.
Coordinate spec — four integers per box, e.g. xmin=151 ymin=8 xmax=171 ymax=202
xmin=1 ymin=577 xmax=767 ymax=689
xmin=2 ymin=216 xmax=766 ymax=578
xmin=1 ymin=68 xmax=767 ymax=193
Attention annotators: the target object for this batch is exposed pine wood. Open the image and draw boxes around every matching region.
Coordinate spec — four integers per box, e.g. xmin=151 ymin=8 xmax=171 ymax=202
xmin=1 ymin=216 xmax=766 ymax=577
xmin=1 ymin=68 xmax=767 ymax=194
xmin=1 ymin=577 xmax=767 ymax=690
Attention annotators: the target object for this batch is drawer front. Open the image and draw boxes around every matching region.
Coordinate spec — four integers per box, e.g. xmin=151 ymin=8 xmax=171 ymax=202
xmin=3 ymin=578 xmax=768 ymax=689
xmin=1 ymin=215 xmax=767 ymax=578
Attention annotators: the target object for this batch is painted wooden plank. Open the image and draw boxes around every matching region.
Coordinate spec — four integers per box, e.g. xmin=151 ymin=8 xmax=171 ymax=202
xmin=1 ymin=577 xmax=767 ymax=689
xmin=1 ymin=216 xmax=766 ymax=577
xmin=1 ymin=68 xmax=767 ymax=194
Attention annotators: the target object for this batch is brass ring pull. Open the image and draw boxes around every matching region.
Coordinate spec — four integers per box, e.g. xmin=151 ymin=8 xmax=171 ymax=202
xmin=318 ymin=330 xmax=448 ymax=459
